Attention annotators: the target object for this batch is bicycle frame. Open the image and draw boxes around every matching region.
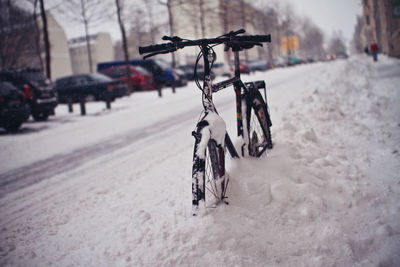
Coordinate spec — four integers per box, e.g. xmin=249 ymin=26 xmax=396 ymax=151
xmin=203 ymin=49 xmax=267 ymax=158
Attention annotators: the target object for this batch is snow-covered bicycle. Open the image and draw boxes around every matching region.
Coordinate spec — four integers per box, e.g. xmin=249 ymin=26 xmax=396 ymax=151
xmin=139 ymin=29 xmax=272 ymax=215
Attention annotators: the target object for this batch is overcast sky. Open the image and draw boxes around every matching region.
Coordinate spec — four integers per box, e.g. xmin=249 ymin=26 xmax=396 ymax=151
xmin=59 ymin=0 xmax=363 ymax=44
xmin=283 ymin=0 xmax=363 ymax=42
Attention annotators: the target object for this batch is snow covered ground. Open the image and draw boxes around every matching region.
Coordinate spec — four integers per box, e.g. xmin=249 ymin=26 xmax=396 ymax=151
xmin=0 ymin=55 xmax=399 ymax=266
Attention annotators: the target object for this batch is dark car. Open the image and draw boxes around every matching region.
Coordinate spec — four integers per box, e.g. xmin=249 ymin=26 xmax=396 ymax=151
xmin=55 ymin=73 xmax=129 ymax=103
xmin=0 ymin=82 xmax=30 ymax=132
xmin=98 ymin=59 xmax=187 ymax=89
xmin=98 ymin=65 xmax=155 ymax=92
xmin=0 ymin=69 xmax=57 ymax=121
xmin=335 ymin=52 xmax=348 ymax=59
xmin=248 ymin=60 xmax=270 ymax=72
xmin=153 ymin=59 xmax=188 ymax=87
xmin=178 ymin=64 xmax=216 ymax=81
xmin=229 ymin=61 xmax=250 ymax=74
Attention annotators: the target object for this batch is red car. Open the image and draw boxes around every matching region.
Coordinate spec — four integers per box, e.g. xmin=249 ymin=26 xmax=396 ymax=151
xmin=229 ymin=61 xmax=250 ymax=74
xmin=99 ymin=65 xmax=155 ymax=92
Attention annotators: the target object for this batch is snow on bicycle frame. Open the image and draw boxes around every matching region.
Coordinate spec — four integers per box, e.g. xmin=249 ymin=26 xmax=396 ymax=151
xmin=139 ymin=29 xmax=272 ymax=215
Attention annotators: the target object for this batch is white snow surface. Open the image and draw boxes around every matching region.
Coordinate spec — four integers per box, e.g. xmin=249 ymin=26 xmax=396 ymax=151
xmin=0 ymin=55 xmax=399 ymax=266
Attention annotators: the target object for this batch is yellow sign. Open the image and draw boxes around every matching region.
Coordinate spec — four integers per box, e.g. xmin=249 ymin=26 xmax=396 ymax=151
xmin=281 ymin=35 xmax=299 ymax=50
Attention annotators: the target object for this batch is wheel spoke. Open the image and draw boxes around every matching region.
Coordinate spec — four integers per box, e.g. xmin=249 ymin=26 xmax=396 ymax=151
xmin=249 ymin=107 xmax=266 ymax=156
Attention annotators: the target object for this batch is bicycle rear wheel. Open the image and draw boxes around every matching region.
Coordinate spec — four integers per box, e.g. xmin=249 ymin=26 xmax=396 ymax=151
xmin=246 ymin=89 xmax=272 ymax=157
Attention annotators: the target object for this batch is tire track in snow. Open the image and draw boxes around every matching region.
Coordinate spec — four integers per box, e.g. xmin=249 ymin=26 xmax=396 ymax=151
xmin=0 ymin=99 xmax=231 ymax=199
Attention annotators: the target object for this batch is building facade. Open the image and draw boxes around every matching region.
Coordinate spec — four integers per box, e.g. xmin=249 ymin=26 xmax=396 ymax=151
xmin=0 ymin=7 xmax=72 ymax=80
xmin=69 ymin=33 xmax=114 ymax=74
xmin=362 ymin=0 xmax=400 ymax=58
xmin=169 ymin=0 xmax=268 ymax=65
xmin=44 ymin=12 xmax=73 ymax=79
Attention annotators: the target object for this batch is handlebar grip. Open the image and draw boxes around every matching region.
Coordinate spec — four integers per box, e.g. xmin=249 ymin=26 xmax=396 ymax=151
xmin=139 ymin=43 xmax=174 ymax=54
xmin=236 ymin=34 xmax=271 ymax=43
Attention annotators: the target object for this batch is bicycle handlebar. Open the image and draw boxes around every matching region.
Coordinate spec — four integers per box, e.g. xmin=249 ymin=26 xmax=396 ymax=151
xmin=138 ymin=30 xmax=271 ymax=56
xmin=139 ymin=43 xmax=175 ymax=54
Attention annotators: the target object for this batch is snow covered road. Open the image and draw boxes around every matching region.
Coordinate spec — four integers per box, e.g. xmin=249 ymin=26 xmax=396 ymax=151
xmin=0 ymin=55 xmax=399 ymax=266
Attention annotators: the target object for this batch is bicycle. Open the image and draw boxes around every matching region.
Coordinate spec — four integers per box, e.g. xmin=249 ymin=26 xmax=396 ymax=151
xmin=139 ymin=29 xmax=273 ymax=215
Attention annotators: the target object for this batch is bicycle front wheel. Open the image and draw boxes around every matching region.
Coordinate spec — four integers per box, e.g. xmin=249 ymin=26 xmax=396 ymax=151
xmin=192 ymin=134 xmax=227 ymax=213
xmin=246 ymin=90 xmax=272 ymax=157
xmin=204 ymin=139 xmax=226 ymax=206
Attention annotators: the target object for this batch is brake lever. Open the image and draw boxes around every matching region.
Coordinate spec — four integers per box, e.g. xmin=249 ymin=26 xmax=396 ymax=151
xmin=219 ymin=29 xmax=246 ymax=39
xmin=162 ymin=35 xmax=182 ymax=43
xmin=143 ymin=47 xmax=178 ymax=59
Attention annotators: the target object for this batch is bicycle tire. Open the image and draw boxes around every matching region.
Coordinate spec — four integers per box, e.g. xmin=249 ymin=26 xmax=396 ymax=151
xmin=192 ymin=131 xmax=227 ymax=214
xmin=246 ymin=88 xmax=272 ymax=157
xmin=204 ymin=139 xmax=226 ymax=205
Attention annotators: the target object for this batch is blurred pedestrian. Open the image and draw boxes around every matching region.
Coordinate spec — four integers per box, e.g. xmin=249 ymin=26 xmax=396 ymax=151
xmin=370 ymin=42 xmax=378 ymax=62
xmin=364 ymin=46 xmax=369 ymax=55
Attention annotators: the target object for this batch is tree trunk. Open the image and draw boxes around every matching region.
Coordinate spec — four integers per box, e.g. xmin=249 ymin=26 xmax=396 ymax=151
xmin=33 ymin=0 xmax=44 ymax=73
xmin=222 ymin=0 xmax=231 ymax=63
xmin=81 ymin=0 xmax=93 ymax=73
xmin=199 ymin=0 xmax=206 ymax=38
xmin=115 ymin=0 xmax=132 ymax=93
xmin=167 ymin=0 xmax=175 ymax=94
xmin=240 ymin=0 xmax=248 ymax=62
xmin=39 ymin=0 xmax=51 ymax=78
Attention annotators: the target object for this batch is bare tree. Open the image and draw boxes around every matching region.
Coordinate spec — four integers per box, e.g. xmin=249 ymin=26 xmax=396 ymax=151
xmin=0 ymin=0 xmax=38 ymax=69
xmin=58 ymin=0 xmax=111 ymax=73
xmin=22 ymin=0 xmax=64 ymax=75
xmin=328 ymin=31 xmax=347 ymax=55
xmin=30 ymin=0 xmax=44 ymax=72
xmin=280 ymin=4 xmax=297 ymax=61
xmin=299 ymin=17 xmax=325 ymax=59
xmin=351 ymin=15 xmax=364 ymax=53
xmin=252 ymin=4 xmax=279 ymax=62
xmin=114 ymin=0 xmax=133 ymax=92
xmin=117 ymin=0 xmax=164 ymax=96
xmin=39 ymin=0 xmax=51 ymax=78
xmin=142 ymin=0 xmax=158 ymax=43
xmin=158 ymin=0 xmax=177 ymax=93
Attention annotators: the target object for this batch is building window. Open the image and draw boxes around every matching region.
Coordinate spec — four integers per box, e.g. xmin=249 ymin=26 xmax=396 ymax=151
xmin=366 ymin=15 xmax=370 ymax=25
xmin=364 ymin=0 xmax=368 ymax=6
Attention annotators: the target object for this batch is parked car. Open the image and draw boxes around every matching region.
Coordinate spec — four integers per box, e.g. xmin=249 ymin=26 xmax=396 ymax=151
xmin=178 ymin=65 xmax=197 ymax=81
xmin=335 ymin=51 xmax=348 ymax=59
xmin=153 ymin=59 xmax=188 ymax=87
xmin=247 ymin=60 xmax=270 ymax=72
xmin=0 ymin=69 xmax=57 ymax=121
xmin=287 ymin=56 xmax=300 ymax=66
xmin=0 ymin=82 xmax=30 ymax=132
xmin=212 ymin=62 xmax=232 ymax=77
xmin=178 ymin=64 xmax=216 ymax=81
xmin=229 ymin=61 xmax=250 ymax=74
xmin=272 ymin=57 xmax=286 ymax=68
xmin=306 ymin=58 xmax=315 ymax=63
xmin=98 ymin=65 xmax=155 ymax=92
xmin=55 ymin=73 xmax=129 ymax=103
xmin=98 ymin=59 xmax=187 ymax=89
